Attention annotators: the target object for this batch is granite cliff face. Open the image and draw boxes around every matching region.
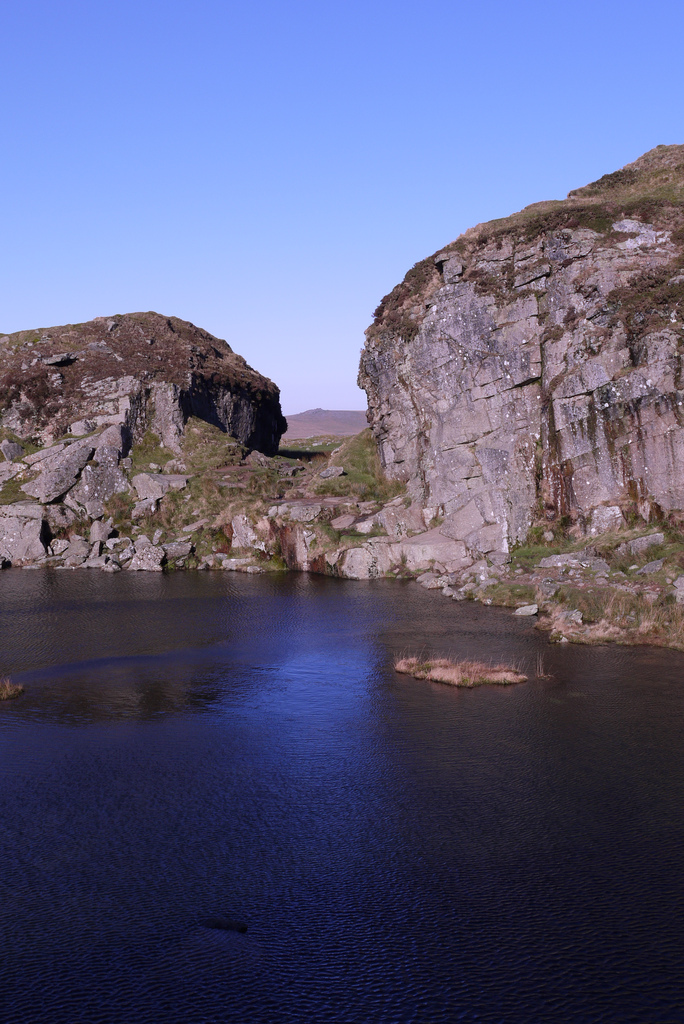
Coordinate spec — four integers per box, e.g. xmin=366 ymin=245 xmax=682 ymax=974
xmin=0 ymin=311 xmax=286 ymax=454
xmin=359 ymin=145 xmax=684 ymax=559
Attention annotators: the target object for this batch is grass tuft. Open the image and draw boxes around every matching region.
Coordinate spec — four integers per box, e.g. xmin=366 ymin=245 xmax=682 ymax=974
xmin=315 ymin=429 xmax=405 ymax=503
xmin=0 ymin=677 xmax=24 ymax=700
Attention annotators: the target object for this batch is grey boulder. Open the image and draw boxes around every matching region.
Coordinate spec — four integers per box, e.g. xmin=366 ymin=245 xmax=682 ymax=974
xmin=127 ymin=545 xmax=165 ymax=571
xmin=0 ymin=502 xmax=46 ymax=564
xmin=22 ymin=442 xmax=93 ymax=503
xmin=513 ymin=604 xmax=538 ymax=616
xmin=63 ymin=535 xmax=91 ymax=567
xmin=0 ymin=462 xmax=21 ymax=484
xmin=69 ymin=447 xmax=130 ymax=517
xmin=0 ymin=439 xmax=24 ymax=462
xmin=90 ymin=518 xmax=114 ymax=544
xmin=132 ymin=472 xmax=187 ymax=501
xmin=163 ymin=540 xmax=193 ymax=560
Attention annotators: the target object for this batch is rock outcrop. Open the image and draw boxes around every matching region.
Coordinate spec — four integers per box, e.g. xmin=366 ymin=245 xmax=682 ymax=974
xmin=0 ymin=311 xmax=286 ymax=454
xmin=359 ymin=145 xmax=684 ymax=559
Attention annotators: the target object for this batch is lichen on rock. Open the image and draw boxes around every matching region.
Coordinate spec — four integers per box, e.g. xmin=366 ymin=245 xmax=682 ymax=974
xmin=359 ymin=144 xmax=684 ymax=560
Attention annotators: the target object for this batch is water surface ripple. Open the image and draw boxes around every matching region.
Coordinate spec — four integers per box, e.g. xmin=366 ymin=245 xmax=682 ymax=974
xmin=1 ymin=569 xmax=683 ymax=1022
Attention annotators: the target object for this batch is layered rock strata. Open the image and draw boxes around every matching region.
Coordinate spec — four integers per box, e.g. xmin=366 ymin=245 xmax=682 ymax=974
xmin=0 ymin=311 xmax=286 ymax=454
xmin=359 ymin=145 xmax=684 ymax=559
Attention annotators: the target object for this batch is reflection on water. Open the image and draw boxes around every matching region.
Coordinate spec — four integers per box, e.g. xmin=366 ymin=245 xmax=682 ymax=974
xmin=1 ymin=568 xmax=684 ymax=1022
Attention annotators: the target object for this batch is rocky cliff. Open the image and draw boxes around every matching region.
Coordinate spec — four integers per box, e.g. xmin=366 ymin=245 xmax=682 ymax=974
xmin=0 ymin=311 xmax=286 ymax=454
xmin=359 ymin=145 xmax=684 ymax=559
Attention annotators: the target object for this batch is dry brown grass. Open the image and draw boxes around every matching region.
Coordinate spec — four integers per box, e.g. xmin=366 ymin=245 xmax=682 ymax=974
xmin=395 ymin=657 xmax=527 ymax=688
xmin=0 ymin=677 xmax=24 ymax=700
xmin=543 ymin=589 xmax=684 ymax=649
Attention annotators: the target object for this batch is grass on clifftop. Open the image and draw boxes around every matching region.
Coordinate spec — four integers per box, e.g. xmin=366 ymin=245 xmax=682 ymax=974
xmin=315 ymin=429 xmax=405 ymax=503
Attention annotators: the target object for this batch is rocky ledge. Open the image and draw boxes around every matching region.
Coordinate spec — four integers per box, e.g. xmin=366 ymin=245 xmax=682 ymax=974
xmin=4 ymin=417 xmax=684 ymax=653
xmin=0 ymin=425 xmax=460 ymax=575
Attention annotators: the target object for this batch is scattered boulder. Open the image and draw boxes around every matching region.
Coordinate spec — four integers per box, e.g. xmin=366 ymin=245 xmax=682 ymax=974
xmin=132 ymin=472 xmax=187 ymax=501
xmin=0 ymin=503 xmax=46 ymax=565
xmin=163 ymin=459 xmax=187 ymax=474
xmin=182 ymin=517 xmax=209 ymax=533
xmin=588 ymin=506 xmax=625 ymax=536
xmin=330 ymin=513 xmax=356 ymax=531
xmin=69 ymin=448 xmax=130 ymax=517
xmin=416 ymin=573 xmax=441 ymax=589
xmin=616 ymin=533 xmax=665 ymax=557
xmin=132 ymin=498 xmax=159 ymax=519
xmin=127 ymin=545 xmax=165 ymax=571
xmin=244 ymin=450 xmax=272 ymax=468
xmin=0 ymin=463 xmax=21 ymax=484
xmin=94 ymin=424 xmax=129 ymax=453
xmin=22 ymin=442 xmax=93 ymax=503
xmin=637 ymin=559 xmax=664 ymax=574
xmin=0 ymin=439 xmax=24 ymax=461
xmin=24 ymin=444 xmax=66 ymax=467
xmin=287 ymin=503 xmax=323 ymax=523
xmin=513 ymin=604 xmax=538 ymax=616
xmin=63 ymin=536 xmax=90 ymax=567
xmin=390 ymin=527 xmax=470 ymax=574
xmin=375 ymin=505 xmax=424 ymax=538
xmin=69 ymin=419 xmax=95 ymax=436
xmin=90 ymin=518 xmax=114 ymax=544
xmin=163 ymin=540 xmax=193 ymax=560
xmin=319 ymin=465 xmax=345 ymax=479
xmin=537 ymin=552 xmax=609 ymax=574
xmin=42 ymin=351 xmax=77 ymax=366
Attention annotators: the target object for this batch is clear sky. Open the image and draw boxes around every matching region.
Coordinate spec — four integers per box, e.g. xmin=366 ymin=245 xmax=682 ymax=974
xmin=1 ymin=1 xmax=683 ymax=414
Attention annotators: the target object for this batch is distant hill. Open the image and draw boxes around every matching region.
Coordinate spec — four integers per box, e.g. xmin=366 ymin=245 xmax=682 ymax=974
xmin=283 ymin=408 xmax=368 ymax=439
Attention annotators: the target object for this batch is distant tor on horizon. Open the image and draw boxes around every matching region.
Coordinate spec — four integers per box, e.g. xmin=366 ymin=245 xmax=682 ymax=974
xmin=283 ymin=408 xmax=368 ymax=439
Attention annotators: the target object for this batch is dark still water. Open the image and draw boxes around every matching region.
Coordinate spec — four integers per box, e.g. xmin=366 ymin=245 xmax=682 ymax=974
xmin=1 ymin=570 xmax=684 ymax=1024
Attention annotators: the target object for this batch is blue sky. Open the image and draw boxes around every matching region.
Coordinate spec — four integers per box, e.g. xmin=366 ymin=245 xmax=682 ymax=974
xmin=1 ymin=0 xmax=683 ymax=413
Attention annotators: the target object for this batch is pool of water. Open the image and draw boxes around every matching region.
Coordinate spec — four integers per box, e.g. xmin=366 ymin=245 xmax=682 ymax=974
xmin=1 ymin=568 xmax=683 ymax=1022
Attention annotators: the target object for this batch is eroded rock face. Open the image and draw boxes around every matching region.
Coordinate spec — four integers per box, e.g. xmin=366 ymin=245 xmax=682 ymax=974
xmin=0 ymin=311 xmax=286 ymax=454
xmin=359 ymin=145 xmax=684 ymax=557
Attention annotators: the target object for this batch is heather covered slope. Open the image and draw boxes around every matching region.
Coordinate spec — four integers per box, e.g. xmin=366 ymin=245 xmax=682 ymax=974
xmin=359 ymin=145 xmax=684 ymax=559
xmin=0 ymin=311 xmax=286 ymax=454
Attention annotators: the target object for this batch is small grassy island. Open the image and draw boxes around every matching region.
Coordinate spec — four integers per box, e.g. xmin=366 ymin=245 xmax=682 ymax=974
xmin=395 ymin=657 xmax=527 ymax=687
